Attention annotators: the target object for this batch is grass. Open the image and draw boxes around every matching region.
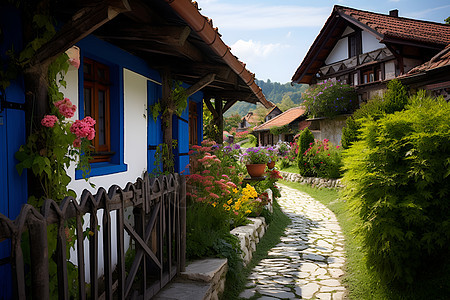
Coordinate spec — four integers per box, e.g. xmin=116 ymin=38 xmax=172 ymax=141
xmin=279 ymin=180 xmax=450 ymax=300
xmin=222 ymin=199 xmax=291 ymax=299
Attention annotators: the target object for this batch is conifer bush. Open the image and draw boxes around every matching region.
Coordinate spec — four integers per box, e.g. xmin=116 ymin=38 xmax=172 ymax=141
xmin=342 ymin=92 xmax=450 ymax=285
xmin=297 ymin=128 xmax=315 ymax=176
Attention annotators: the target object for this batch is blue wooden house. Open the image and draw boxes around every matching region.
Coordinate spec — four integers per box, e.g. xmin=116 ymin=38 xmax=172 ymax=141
xmin=0 ymin=0 xmax=273 ymax=297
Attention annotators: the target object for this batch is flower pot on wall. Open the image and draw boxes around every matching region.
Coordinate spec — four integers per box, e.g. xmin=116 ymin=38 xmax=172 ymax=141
xmin=246 ymin=164 xmax=266 ymax=178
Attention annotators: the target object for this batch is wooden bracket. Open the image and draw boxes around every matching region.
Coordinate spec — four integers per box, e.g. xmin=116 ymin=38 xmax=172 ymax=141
xmin=185 ymin=73 xmax=216 ymax=97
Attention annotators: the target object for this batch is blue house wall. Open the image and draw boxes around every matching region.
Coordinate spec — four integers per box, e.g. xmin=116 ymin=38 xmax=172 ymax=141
xmin=0 ymin=6 xmax=28 ymax=298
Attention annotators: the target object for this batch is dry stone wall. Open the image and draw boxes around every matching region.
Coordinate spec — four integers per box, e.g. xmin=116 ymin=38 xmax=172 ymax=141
xmin=280 ymin=171 xmax=343 ymax=189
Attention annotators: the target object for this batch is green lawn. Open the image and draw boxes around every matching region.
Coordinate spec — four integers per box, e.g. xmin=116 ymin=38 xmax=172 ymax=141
xmin=279 ymin=180 xmax=450 ymax=300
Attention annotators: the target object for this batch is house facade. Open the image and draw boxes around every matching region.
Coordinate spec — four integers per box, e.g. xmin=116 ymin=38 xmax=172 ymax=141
xmin=253 ymin=107 xmax=308 ymax=146
xmin=291 ymin=5 xmax=450 ymax=144
xmin=264 ymin=106 xmax=282 ymax=122
xmin=0 ymin=1 xmax=272 ymax=298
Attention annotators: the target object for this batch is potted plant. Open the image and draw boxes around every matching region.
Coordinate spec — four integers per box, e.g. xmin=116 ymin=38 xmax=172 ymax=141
xmin=242 ymin=147 xmax=270 ymax=177
xmin=265 ymin=146 xmax=277 ymax=169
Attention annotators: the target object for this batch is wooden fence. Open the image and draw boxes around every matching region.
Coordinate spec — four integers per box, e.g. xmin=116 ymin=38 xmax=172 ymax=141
xmin=0 ymin=172 xmax=186 ymax=299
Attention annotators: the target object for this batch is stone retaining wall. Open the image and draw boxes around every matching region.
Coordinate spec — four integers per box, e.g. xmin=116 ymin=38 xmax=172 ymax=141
xmin=280 ymin=171 xmax=343 ymax=189
xmin=231 ymin=217 xmax=267 ymax=266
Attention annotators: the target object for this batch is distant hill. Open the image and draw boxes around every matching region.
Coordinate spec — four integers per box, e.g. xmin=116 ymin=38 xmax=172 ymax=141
xmin=224 ymin=79 xmax=308 ymax=117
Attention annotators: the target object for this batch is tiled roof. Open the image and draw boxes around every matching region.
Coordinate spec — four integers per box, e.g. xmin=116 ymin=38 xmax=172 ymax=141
xmin=405 ymin=44 xmax=450 ymax=75
xmin=253 ymin=107 xmax=306 ymax=132
xmin=292 ymin=5 xmax=450 ymax=84
xmin=337 ymin=6 xmax=450 ymax=46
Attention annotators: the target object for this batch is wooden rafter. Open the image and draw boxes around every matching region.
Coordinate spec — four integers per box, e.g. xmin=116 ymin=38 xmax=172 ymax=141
xmin=97 ymin=25 xmax=191 ymax=46
xmin=127 ymin=40 xmax=204 ymax=61
xmin=28 ymin=0 xmax=131 ymax=70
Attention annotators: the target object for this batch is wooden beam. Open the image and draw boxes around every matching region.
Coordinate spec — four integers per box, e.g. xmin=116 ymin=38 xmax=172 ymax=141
xmin=97 ymin=25 xmax=191 ymax=46
xmin=204 ymin=97 xmax=219 ymax=119
xmin=185 ymin=73 xmax=216 ymax=97
xmin=29 ymin=0 xmax=131 ymax=69
xmin=222 ymin=100 xmax=237 ymax=114
xmin=127 ymin=39 xmax=204 ymax=61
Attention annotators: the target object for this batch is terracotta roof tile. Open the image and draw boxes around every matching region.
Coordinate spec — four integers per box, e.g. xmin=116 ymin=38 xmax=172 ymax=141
xmin=337 ymin=6 xmax=450 ymax=46
xmin=253 ymin=107 xmax=306 ymax=132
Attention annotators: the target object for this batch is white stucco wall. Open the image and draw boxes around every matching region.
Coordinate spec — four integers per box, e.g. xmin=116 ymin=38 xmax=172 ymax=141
xmin=362 ymin=31 xmax=382 ymax=53
xmin=325 ymin=37 xmax=348 ymax=65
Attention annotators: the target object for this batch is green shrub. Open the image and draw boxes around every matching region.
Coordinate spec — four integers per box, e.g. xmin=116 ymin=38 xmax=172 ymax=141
xmin=302 ymin=139 xmax=343 ymax=179
xmin=341 ymin=79 xmax=408 ymax=149
xmin=342 ymin=92 xmax=450 ymax=285
xmin=302 ymin=80 xmax=357 ymax=118
xmin=297 ymin=128 xmax=315 ymax=175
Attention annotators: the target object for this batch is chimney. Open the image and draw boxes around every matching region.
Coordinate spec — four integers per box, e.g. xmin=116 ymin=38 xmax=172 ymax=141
xmin=389 ymin=9 xmax=398 ymax=17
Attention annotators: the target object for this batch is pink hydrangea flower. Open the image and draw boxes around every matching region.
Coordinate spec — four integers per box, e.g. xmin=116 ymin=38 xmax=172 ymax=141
xmin=54 ymin=98 xmax=77 ymax=119
xmin=70 ymin=117 xmax=96 ymax=140
xmin=41 ymin=115 xmax=58 ymax=128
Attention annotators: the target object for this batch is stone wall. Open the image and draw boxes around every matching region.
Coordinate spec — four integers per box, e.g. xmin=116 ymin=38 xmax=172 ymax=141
xmin=231 ymin=217 xmax=267 ymax=266
xmin=280 ymin=171 xmax=343 ymax=189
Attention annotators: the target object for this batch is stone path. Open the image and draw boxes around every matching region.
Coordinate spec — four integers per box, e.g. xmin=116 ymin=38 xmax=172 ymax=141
xmin=239 ymin=184 xmax=347 ymax=300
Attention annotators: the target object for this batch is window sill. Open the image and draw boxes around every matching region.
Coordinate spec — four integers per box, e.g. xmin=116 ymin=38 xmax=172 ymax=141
xmin=75 ymin=162 xmax=128 ymax=180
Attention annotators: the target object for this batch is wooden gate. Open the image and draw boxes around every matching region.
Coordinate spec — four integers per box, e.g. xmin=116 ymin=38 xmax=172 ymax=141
xmin=0 ymin=172 xmax=186 ymax=299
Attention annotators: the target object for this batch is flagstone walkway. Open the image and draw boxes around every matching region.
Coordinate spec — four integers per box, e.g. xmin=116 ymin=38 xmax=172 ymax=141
xmin=239 ymin=184 xmax=347 ymax=300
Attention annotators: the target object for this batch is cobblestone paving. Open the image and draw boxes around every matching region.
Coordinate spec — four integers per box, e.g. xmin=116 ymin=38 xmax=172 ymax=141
xmin=239 ymin=184 xmax=347 ymax=300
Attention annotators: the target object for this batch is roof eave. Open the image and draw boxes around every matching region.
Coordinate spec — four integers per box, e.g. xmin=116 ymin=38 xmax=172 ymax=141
xmin=165 ymin=0 xmax=274 ymax=108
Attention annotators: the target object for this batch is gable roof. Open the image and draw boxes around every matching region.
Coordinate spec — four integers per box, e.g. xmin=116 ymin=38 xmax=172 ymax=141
xmin=292 ymin=5 xmax=450 ymax=84
xmin=253 ymin=107 xmax=306 ymax=132
xmin=265 ymin=106 xmax=281 ymax=117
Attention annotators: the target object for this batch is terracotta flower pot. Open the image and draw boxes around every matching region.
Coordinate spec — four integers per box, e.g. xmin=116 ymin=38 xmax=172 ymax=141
xmin=267 ymin=161 xmax=276 ymax=169
xmin=246 ymin=164 xmax=266 ymax=178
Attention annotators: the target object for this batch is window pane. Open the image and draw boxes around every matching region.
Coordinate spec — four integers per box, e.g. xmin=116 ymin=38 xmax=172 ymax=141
xmin=98 ymin=68 xmax=106 ymax=81
xmin=84 ymin=88 xmax=92 ymax=117
xmin=84 ymin=63 xmax=91 ymax=76
xmin=98 ymin=90 xmax=106 ymax=145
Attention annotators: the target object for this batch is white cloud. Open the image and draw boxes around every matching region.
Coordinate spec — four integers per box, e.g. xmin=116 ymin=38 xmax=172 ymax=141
xmin=196 ymin=2 xmax=329 ymax=30
xmin=230 ymin=40 xmax=286 ymax=61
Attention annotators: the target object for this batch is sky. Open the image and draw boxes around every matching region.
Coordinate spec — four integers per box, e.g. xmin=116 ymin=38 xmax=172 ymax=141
xmin=195 ymin=0 xmax=450 ymax=84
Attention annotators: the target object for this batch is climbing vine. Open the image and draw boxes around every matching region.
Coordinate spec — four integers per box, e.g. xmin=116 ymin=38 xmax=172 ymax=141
xmin=150 ymin=80 xmax=188 ymax=123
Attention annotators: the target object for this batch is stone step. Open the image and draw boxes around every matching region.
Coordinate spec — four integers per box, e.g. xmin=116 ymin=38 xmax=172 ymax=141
xmin=153 ymin=258 xmax=228 ymax=300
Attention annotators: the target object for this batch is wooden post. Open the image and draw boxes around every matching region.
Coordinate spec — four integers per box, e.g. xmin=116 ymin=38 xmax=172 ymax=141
xmin=215 ymin=98 xmax=223 ymax=144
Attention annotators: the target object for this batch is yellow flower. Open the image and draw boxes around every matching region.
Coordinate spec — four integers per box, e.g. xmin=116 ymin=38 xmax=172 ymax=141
xmin=233 ymin=188 xmax=239 ymax=194
xmin=223 ymin=203 xmax=228 ymax=208
xmin=227 ymin=199 xmax=233 ymax=205
xmin=212 ymin=202 xmax=217 ymax=207
xmin=245 ymin=210 xmax=252 ymax=214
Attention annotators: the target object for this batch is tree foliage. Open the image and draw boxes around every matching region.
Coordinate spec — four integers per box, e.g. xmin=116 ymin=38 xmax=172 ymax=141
xmin=341 ymin=79 xmax=408 ymax=149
